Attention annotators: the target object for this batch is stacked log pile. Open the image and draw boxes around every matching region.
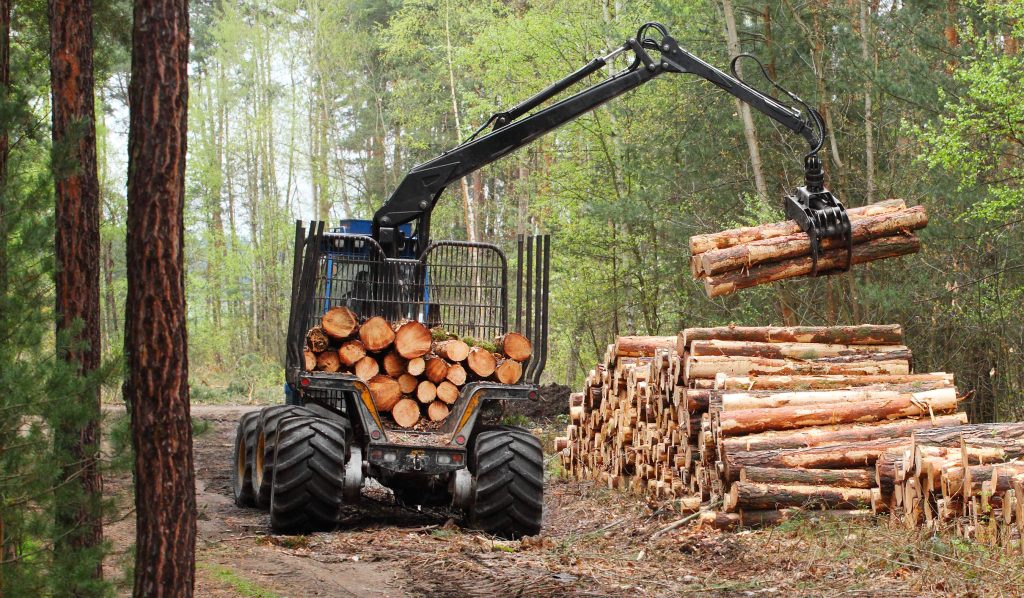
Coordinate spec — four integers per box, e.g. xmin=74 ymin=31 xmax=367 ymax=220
xmin=304 ymin=306 xmax=531 ymax=428
xmin=558 ymin=324 xmax=983 ymax=529
xmin=882 ymin=423 xmax=1024 ymax=541
xmin=689 ymin=200 xmax=927 ymax=297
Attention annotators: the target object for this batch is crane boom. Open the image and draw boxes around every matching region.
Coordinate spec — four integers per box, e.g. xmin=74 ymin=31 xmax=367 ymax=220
xmin=373 ymin=21 xmax=848 ymax=272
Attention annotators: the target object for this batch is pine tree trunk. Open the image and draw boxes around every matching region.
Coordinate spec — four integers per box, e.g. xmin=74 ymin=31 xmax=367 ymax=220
xmin=49 ymin=0 xmax=104 ymax=589
xmin=124 ymin=1 xmax=195 ymax=595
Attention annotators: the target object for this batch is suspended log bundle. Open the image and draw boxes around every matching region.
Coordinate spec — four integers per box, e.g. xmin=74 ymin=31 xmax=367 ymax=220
xmin=688 ymin=200 xmax=927 ymax=297
xmin=302 ymin=309 xmax=532 ymax=428
xmin=558 ymin=323 xmax=992 ymax=530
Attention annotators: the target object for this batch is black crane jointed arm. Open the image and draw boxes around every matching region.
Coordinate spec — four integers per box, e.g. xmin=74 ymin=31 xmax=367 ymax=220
xmin=373 ymin=22 xmax=849 ymax=273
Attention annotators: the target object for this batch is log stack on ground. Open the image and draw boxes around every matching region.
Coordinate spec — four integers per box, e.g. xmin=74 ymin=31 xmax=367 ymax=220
xmin=557 ymin=323 xmax=981 ymax=529
xmin=689 ymin=200 xmax=927 ymax=297
xmin=302 ymin=307 xmax=532 ymax=429
xmin=882 ymin=422 xmax=1024 ymax=542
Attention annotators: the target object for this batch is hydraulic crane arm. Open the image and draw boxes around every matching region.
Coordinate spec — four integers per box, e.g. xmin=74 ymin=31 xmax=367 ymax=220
xmin=373 ymin=22 xmax=849 ymax=273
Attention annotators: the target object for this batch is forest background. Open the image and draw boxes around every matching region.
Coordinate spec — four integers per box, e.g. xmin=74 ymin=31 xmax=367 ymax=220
xmin=13 ymin=0 xmax=1024 ymax=420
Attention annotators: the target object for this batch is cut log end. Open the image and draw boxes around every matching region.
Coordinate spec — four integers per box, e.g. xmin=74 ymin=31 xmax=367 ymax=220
xmin=383 ymin=351 xmax=408 ymax=377
xmin=427 ymin=400 xmax=450 ymax=422
xmin=303 ymin=351 xmax=317 ymax=372
xmin=359 ymin=316 xmax=396 ymax=352
xmin=368 ymin=375 xmax=402 ymax=412
xmin=424 ymin=356 xmax=450 ymax=384
xmin=416 ymin=380 xmax=437 ymax=404
xmin=391 ymin=398 xmax=421 ymax=428
xmin=447 ymin=363 xmax=468 ymax=386
xmin=467 ymin=346 xmax=497 ymax=378
xmin=495 ymin=359 xmax=523 ymax=385
xmin=338 ymin=340 xmax=367 ymax=367
xmin=436 ymin=381 xmax=459 ymax=404
xmin=354 ymin=356 xmax=380 ymax=382
xmin=306 ymin=326 xmax=329 ymax=352
xmin=435 ymin=339 xmax=471 ymax=362
xmin=395 ymin=321 xmax=433 ymax=359
xmin=322 ymin=306 xmax=359 ymax=339
xmin=316 ymin=351 xmax=341 ymax=373
xmin=407 ymin=356 xmax=426 ymax=376
xmin=497 ymin=332 xmax=532 ymax=361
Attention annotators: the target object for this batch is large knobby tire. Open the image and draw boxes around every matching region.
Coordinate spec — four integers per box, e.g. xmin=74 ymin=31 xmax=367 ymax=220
xmin=467 ymin=428 xmax=544 ymax=539
xmin=231 ymin=411 xmax=260 ymax=507
xmin=251 ymin=404 xmax=316 ymax=508
xmin=269 ymin=415 xmax=349 ymax=534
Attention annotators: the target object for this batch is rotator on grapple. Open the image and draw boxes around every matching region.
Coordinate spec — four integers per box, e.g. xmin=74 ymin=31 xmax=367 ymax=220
xmin=229 ymin=21 xmax=846 ymax=539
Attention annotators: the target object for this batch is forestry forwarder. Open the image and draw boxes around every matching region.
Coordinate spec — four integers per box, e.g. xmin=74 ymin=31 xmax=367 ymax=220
xmin=230 ymin=21 xmax=847 ymax=538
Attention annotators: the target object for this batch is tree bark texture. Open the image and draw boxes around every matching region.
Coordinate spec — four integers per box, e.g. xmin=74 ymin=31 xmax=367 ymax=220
xmin=688 ymin=199 xmax=904 ymax=255
xmin=725 ymin=482 xmax=873 ymax=512
xmin=703 ymin=234 xmax=921 ymax=298
xmin=678 ymin=324 xmax=903 ymax=352
xmin=713 ymin=372 xmax=951 ymax=391
xmin=124 ymin=0 xmax=195 ymax=595
xmin=740 ymin=466 xmax=875 ymax=489
xmin=697 ymin=206 xmax=927 ymax=276
xmin=720 ymin=414 xmax=967 ymax=453
xmin=50 ymin=0 xmax=103 ymax=588
xmin=717 ymin=391 xmax=960 ymax=437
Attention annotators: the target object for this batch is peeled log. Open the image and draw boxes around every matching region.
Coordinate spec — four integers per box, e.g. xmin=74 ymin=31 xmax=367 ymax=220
xmin=321 ymin=306 xmax=359 ymax=339
xmin=382 ymin=351 xmax=408 ymax=377
xmin=466 ymin=347 xmax=496 ymax=378
xmin=688 ymin=199 xmax=906 ymax=255
xmin=424 ymin=356 xmax=450 ymax=384
xmin=721 ymin=387 xmax=955 ymax=412
xmin=395 ymin=321 xmax=432 ymax=359
xmin=436 ymin=381 xmax=459 ymax=404
xmin=691 ymin=339 xmax=909 ymax=360
xmin=435 ymin=339 xmax=470 ymax=362
xmin=686 ymin=354 xmax=910 ymax=380
xmin=446 ymin=363 xmax=468 ymax=386
xmin=725 ymin=482 xmax=873 ymax=512
xmin=354 ymin=356 xmax=379 ymax=382
xmin=721 ymin=414 xmax=968 ymax=453
xmin=407 ymin=357 xmax=426 ymax=376
xmin=723 ymin=437 xmax=914 ymax=480
xmin=496 ymin=332 xmax=533 ymax=361
xmin=427 ymin=400 xmax=450 ymax=422
xmin=715 ymin=373 xmax=952 ymax=391
xmin=368 ymin=375 xmax=402 ymax=412
xmin=495 ymin=359 xmax=523 ymax=385
xmin=704 ymin=234 xmax=922 ymax=298
xmin=316 ymin=351 xmax=341 ymax=373
xmin=359 ymin=316 xmax=396 ymax=352
xmin=717 ymin=392 xmax=960 ymax=437
xmin=416 ymin=380 xmax=437 ymax=404
xmin=614 ymin=336 xmax=676 ymax=358
xmin=303 ymin=351 xmax=317 ymax=372
xmin=398 ymin=373 xmax=419 ymax=395
xmin=699 ymin=206 xmax=928 ymax=276
xmin=306 ymin=326 xmax=329 ymax=352
xmin=740 ymin=466 xmax=874 ymax=489
xmin=391 ymin=398 xmax=421 ymax=428
xmin=338 ymin=340 xmax=367 ymax=367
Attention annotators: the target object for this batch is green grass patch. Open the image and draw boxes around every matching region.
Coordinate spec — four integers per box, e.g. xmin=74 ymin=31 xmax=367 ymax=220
xmin=199 ymin=563 xmax=280 ymax=598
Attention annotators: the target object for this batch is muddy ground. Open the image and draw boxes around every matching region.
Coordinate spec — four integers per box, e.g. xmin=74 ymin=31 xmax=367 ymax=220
xmin=103 ymin=405 xmax=1024 ymax=597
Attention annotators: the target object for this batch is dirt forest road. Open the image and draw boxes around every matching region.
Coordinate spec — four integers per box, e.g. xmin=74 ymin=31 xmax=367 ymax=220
xmin=103 ymin=405 xmax=1020 ymax=597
